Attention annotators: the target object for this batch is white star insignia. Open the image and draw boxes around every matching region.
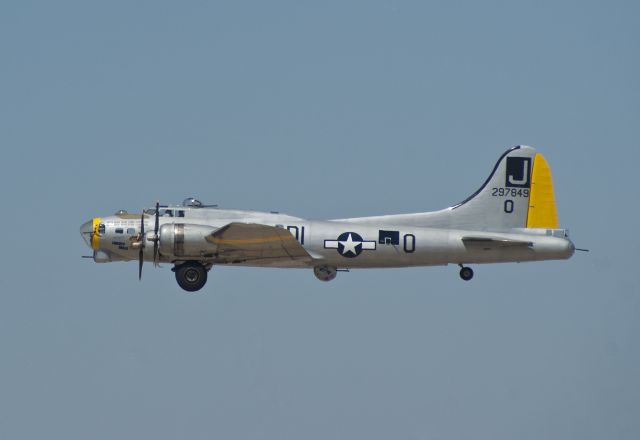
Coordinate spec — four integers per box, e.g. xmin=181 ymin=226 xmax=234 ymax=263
xmin=339 ymin=233 xmax=360 ymax=255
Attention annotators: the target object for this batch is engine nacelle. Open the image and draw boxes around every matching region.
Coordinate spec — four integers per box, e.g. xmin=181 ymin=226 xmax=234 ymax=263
xmin=159 ymin=223 xmax=217 ymax=258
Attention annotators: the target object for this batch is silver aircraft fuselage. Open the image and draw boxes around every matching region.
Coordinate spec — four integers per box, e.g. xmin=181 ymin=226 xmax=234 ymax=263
xmin=80 ymin=146 xmax=576 ymax=290
xmin=82 ymin=208 xmax=574 ymax=268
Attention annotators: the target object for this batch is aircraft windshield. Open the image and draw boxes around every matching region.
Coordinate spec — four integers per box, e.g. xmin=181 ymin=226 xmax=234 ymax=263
xmin=143 ymin=208 xmax=185 ymax=217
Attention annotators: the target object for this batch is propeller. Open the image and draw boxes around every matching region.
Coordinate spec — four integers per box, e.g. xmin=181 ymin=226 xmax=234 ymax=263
xmin=138 ymin=201 xmax=161 ymax=280
xmin=153 ymin=201 xmax=160 ymax=266
xmin=138 ymin=210 xmax=145 ymax=280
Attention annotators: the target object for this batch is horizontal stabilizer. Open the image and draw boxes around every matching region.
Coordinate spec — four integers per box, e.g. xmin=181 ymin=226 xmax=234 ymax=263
xmin=207 ymin=222 xmax=313 ymax=264
xmin=462 ymin=236 xmax=533 ymax=248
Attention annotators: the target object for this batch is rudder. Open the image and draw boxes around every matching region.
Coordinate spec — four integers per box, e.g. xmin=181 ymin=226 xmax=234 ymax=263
xmin=526 ymin=153 xmax=559 ymax=228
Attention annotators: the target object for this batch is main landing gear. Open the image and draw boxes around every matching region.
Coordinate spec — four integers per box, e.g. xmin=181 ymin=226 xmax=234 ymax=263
xmin=173 ymin=261 xmax=208 ymax=292
xmin=458 ymin=264 xmax=474 ymax=281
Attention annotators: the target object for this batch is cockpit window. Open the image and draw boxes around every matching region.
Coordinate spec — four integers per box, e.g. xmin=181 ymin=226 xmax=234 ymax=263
xmin=141 ymin=207 xmax=188 ymax=217
xmin=144 ymin=208 xmax=177 ymax=217
xmin=98 ymin=224 xmax=106 ymax=236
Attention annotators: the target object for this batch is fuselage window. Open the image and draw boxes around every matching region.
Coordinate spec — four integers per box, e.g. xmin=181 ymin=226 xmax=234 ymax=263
xmin=115 ymin=228 xmax=124 ymax=234
xmin=127 ymin=228 xmax=136 ymax=235
xmin=176 ymin=210 xmax=185 ymax=217
xmin=98 ymin=224 xmax=106 ymax=236
xmin=403 ymin=234 xmax=416 ymax=253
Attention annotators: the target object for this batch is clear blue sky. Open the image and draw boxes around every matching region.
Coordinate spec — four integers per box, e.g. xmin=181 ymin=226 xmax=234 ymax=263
xmin=1 ymin=1 xmax=638 ymax=439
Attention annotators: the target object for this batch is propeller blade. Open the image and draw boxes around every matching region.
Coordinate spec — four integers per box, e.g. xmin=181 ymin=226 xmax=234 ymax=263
xmin=153 ymin=201 xmax=160 ymax=266
xmin=139 ymin=211 xmax=145 ymax=281
xmin=139 ymin=248 xmax=143 ymax=280
xmin=154 ymin=201 xmax=160 ymax=232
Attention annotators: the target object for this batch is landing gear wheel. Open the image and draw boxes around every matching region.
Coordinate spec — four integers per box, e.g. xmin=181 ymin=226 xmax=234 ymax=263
xmin=175 ymin=262 xmax=208 ymax=292
xmin=459 ymin=266 xmax=474 ymax=281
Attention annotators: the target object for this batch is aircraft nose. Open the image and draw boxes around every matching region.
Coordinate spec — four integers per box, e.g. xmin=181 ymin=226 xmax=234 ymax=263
xmin=80 ymin=219 xmax=93 ymax=248
xmin=80 ymin=218 xmax=101 ymax=250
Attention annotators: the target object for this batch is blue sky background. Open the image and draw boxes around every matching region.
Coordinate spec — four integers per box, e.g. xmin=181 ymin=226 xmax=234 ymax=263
xmin=1 ymin=1 xmax=638 ymax=439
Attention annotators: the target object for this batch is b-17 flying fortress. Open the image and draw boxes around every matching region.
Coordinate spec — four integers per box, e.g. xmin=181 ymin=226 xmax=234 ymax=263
xmin=81 ymin=146 xmax=575 ymax=291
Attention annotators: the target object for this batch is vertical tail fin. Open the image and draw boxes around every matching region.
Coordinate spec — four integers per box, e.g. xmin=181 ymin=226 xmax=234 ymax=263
xmin=447 ymin=146 xmax=559 ymax=230
xmin=336 ymin=146 xmax=562 ymax=232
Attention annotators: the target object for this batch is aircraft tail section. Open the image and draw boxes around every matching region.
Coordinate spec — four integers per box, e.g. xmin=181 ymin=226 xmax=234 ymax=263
xmin=337 ymin=145 xmax=562 ymax=232
xmin=447 ymin=145 xmax=559 ymax=230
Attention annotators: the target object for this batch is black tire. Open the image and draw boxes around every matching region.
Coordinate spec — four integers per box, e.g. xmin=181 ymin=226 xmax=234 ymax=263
xmin=175 ymin=262 xmax=208 ymax=292
xmin=459 ymin=266 xmax=474 ymax=281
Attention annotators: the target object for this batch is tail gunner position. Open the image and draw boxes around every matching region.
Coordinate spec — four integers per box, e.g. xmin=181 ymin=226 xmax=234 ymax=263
xmin=80 ymin=146 xmax=575 ymax=292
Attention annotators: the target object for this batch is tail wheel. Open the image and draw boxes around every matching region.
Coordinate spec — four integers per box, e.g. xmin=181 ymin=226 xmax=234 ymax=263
xmin=175 ymin=262 xmax=208 ymax=292
xmin=459 ymin=266 xmax=474 ymax=281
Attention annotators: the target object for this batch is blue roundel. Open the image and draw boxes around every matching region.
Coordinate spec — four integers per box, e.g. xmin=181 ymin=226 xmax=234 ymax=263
xmin=337 ymin=232 xmax=364 ymax=258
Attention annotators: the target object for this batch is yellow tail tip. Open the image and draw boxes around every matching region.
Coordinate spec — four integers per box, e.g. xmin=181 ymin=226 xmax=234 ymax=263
xmin=526 ymin=153 xmax=559 ymax=228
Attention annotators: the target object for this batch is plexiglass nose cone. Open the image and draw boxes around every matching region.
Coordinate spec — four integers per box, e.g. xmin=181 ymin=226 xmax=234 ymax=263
xmin=80 ymin=219 xmax=93 ymax=248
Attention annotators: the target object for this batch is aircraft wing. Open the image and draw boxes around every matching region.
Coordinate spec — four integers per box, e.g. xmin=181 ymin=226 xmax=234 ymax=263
xmin=206 ymin=222 xmax=314 ymax=265
xmin=462 ymin=236 xmax=533 ymax=249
